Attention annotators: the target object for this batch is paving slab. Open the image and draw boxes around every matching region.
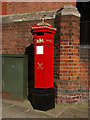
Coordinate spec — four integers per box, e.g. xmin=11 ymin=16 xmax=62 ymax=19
xmin=2 ymin=99 xmax=89 ymax=119
xmin=57 ymin=107 xmax=88 ymax=118
xmin=2 ymin=105 xmax=28 ymax=118
xmin=57 ymin=103 xmax=88 ymax=118
xmin=17 ymin=109 xmax=54 ymax=118
xmin=44 ymin=103 xmax=68 ymax=117
xmin=2 ymin=102 xmax=14 ymax=109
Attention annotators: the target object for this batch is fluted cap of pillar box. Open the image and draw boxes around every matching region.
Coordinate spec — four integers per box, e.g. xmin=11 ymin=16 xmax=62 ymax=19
xmin=32 ymin=17 xmax=57 ymax=32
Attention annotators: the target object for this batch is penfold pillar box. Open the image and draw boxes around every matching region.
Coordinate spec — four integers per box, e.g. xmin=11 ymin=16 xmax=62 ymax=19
xmin=31 ymin=17 xmax=56 ymax=111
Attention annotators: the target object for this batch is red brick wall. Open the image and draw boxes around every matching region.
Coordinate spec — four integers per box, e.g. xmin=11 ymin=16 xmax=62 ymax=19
xmin=2 ymin=2 xmax=7 ymax=15
xmin=54 ymin=15 xmax=80 ymax=103
xmin=2 ymin=22 xmax=33 ymax=54
xmin=79 ymin=47 xmax=89 ymax=99
xmin=2 ymin=19 xmax=54 ymax=54
xmin=2 ymin=2 xmax=76 ymax=15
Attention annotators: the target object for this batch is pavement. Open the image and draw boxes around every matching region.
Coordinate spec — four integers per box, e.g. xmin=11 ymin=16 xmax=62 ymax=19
xmin=1 ymin=99 xmax=89 ymax=119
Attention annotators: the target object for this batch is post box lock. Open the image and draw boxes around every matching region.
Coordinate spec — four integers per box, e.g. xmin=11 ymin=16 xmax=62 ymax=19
xmin=47 ymin=44 xmax=49 ymax=47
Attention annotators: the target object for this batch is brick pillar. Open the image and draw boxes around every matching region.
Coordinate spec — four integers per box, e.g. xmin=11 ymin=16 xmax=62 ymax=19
xmin=54 ymin=5 xmax=81 ymax=103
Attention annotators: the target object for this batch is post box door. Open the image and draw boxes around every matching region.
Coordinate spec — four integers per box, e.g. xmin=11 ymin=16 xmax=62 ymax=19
xmin=44 ymin=44 xmax=53 ymax=88
xmin=35 ymin=44 xmax=54 ymax=88
xmin=35 ymin=45 xmax=45 ymax=88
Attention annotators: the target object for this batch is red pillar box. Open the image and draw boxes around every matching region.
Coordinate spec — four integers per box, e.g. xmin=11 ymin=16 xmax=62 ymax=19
xmin=31 ymin=17 xmax=56 ymax=110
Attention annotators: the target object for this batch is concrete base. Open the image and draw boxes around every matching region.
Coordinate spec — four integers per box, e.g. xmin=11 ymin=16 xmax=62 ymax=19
xmin=32 ymin=88 xmax=55 ymax=111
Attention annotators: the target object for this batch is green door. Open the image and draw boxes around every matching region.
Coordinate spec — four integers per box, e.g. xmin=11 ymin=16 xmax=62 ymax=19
xmin=2 ymin=54 xmax=28 ymax=99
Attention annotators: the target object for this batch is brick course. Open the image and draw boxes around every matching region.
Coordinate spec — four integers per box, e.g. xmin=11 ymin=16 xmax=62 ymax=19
xmin=2 ymin=2 xmax=76 ymax=15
